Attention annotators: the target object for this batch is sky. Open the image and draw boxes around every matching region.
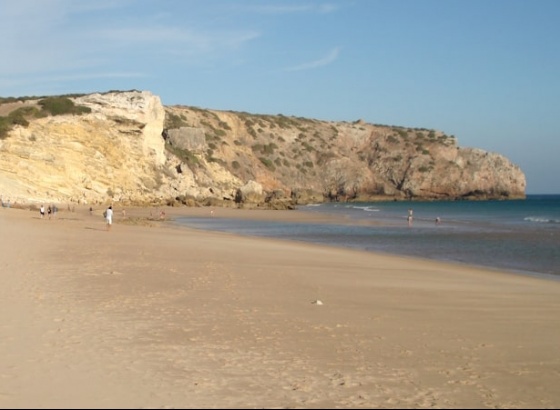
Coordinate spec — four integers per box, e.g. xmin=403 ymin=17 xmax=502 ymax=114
xmin=1 ymin=0 xmax=559 ymax=194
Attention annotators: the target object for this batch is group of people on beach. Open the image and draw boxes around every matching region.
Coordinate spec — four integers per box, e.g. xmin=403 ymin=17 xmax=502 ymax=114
xmin=39 ymin=202 xmax=114 ymax=231
xmin=39 ymin=204 xmax=58 ymax=219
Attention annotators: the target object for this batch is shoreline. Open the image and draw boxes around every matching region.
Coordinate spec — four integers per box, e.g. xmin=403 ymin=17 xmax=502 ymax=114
xmin=162 ymin=205 xmax=560 ymax=283
xmin=1 ymin=205 xmax=560 ymax=408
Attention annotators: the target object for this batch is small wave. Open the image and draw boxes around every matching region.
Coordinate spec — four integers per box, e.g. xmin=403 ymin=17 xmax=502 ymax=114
xmin=353 ymin=206 xmax=380 ymax=212
xmin=524 ymin=216 xmax=560 ymax=224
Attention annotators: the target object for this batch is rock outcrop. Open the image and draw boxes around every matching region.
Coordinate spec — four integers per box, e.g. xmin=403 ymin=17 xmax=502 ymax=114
xmin=0 ymin=90 xmax=526 ymax=208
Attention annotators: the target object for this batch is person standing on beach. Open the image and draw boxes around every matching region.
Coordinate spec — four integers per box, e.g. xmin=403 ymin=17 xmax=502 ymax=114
xmin=40 ymin=205 xmax=45 ymax=219
xmin=407 ymin=208 xmax=413 ymax=227
xmin=105 ymin=205 xmax=113 ymax=231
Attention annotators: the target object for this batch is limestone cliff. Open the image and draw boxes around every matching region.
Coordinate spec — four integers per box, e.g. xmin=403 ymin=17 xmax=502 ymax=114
xmin=0 ymin=90 xmax=526 ymax=208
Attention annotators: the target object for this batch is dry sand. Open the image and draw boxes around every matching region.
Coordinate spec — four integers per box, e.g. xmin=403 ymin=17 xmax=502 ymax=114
xmin=1 ymin=204 xmax=559 ymax=409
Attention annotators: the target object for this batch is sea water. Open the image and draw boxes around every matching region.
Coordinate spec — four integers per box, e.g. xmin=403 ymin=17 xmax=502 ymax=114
xmin=175 ymin=195 xmax=560 ymax=280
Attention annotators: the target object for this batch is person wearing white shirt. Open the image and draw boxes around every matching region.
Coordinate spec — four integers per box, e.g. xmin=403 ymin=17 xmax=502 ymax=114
xmin=105 ymin=205 xmax=113 ymax=231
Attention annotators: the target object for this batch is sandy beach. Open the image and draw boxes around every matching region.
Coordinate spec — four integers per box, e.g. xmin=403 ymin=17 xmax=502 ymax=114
xmin=1 ymin=204 xmax=559 ymax=409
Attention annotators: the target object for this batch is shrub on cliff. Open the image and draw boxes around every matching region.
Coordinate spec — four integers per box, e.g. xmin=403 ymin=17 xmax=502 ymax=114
xmin=0 ymin=107 xmax=37 ymax=139
xmin=38 ymin=97 xmax=91 ymax=116
xmin=0 ymin=117 xmax=10 ymax=139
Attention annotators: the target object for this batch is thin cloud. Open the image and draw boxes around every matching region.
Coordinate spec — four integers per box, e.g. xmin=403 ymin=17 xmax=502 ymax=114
xmin=0 ymin=0 xmax=124 ymax=76
xmin=0 ymin=71 xmax=147 ymax=89
xmin=285 ymin=47 xmax=341 ymax=72
xmin=240 ymin=2 xmax=339 ymax=15
xmin=47 ymin=71 xmax=147 ymax=81
xmin=0 ymin=12 xmax=259 ymax=77
xmin=317 ymin=3 xmax=339 ymax=13
xmin=94 ymin=26 xmax=260 ymax=54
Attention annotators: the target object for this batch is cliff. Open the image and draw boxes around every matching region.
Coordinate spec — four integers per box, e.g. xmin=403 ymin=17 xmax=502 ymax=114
xmin=0 ymin=90 xmax=526 ymax=208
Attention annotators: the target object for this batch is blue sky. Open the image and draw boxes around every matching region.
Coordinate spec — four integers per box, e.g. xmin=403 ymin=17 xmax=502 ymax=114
xmin=1 ymin=0 xmax=559 ymax=194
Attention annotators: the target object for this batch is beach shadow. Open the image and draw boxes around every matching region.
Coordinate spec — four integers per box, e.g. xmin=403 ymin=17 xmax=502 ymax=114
xmin=85 ymin=226 xmax=108 ymax=231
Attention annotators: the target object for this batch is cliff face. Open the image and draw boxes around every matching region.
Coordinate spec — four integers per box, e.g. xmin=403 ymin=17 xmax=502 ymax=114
xmin=0 ymin=90 xmax=526 ymax=207
xmin=0 ymin=91 xmax=167 ymax=205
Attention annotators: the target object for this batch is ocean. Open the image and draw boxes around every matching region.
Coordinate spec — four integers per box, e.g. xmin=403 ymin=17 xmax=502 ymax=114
xmin=175 ymin=195 xmax=560 ymax=280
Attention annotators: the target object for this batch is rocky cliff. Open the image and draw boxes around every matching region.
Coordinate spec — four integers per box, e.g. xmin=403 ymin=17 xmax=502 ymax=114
xmin=0 ymin=90 xmax=526 ymax=208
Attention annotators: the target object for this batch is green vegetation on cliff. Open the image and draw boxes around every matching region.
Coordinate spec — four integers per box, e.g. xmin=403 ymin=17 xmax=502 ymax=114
xmin=0 ymin=96 xmax=91 ymax=139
